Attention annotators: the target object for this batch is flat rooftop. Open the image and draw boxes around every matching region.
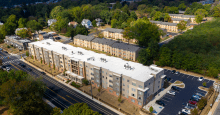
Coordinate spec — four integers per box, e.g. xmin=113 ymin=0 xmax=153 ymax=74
xmin=29 ymin=39 xmax=163 ymax=82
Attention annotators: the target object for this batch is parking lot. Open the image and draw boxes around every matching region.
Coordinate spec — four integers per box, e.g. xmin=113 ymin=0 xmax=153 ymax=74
xmin=156 ymin=69 xmax=214 ymax=115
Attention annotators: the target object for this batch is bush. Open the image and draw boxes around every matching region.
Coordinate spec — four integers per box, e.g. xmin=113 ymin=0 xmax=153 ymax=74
xmin=7 ymin=45 xmax=10 ymax=48
xmin=118 ymin=97 xmax=121 ymax=103
xmin=98 ymin=87 xmax=101 ymax=92
xmin=82 ymin=79 xmax=89 ymax=85
xmin=41 ymin=58 xmax=42 ymax=64
xmin=31 ymin=55 xmax=33 ymax=59
xmin=26 ymin=51 xmax=29 ymax=57
xmin=71 ymin=82 xmax=80 ymax=88
xmin=208 ymin=85 xmax=214 ymax=95
xmin=203 ymin=82 xmax=207 ymax=87
xmin=191 ymin=108 xmax=198 ymax=115
xmin=149 ymin=106 xmax=153 ymax=113
xmin=198 ymin=97 xmax=207 ymax=110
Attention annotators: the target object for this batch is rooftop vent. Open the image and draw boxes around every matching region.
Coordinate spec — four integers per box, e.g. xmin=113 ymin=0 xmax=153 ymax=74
xmin=87 ymin=57 xmax=95 ymax=61
xmin=46 ymin=42 xmax=50 ymax=45
xmin=124 ymin=63 xmax=135 ymax=70
xmin=100 ymin=58 xmax=107 ymax=63
xmin=71 ymin=51 xmax=74 ymax=55
xmin=62 ymin=46 xmax=67 ymax=51
xmin=78 ymin=51 xmax=83 ymax=55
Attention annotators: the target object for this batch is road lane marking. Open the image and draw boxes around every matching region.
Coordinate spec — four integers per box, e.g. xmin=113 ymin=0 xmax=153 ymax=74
xmin=44 ymin=92 xmax=68 ymax=108
xmin=66 ymin=95 xmax=80 ymax=103
xmin=10 ymin=63 xmax=20 ymax=70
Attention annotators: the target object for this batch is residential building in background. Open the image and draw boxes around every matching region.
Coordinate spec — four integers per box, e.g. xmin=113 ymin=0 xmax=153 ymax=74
xmin=47 ymin=19 xmax=57 ymax=26
xmin=0 ymin=22 xmax=3 ymax=25
xmin=28 ymin=39 xmax=165 ymax=108
xmin=150 ymin=21 xmax=179 ymax=32
xmin=73 ymin=34 xmax=141 ymax=61
xmin=4 ymin=35 xmax=31 ymax=50
xmin=95 ymin=18 xmax=103 ymax=27
xmin=171 ymin=18 xmax=190 ymax=24
xmin=169 ymin=14 xmax=196 ymax=23
xmin=15 ymin=28 xmax=27 ymax=34
xmin=81 ymin=19 xmax=92 ymax=29
xmin=68 ymin=21 xmax=78 ymax=28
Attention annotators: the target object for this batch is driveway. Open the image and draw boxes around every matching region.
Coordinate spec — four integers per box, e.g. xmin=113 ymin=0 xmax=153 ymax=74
xmin=157 ymin=69 xmax=214 ymax=115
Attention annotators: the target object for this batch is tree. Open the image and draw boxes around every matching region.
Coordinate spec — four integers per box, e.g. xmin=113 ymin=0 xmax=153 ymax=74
xmin=130 ymin=11 xmax=137 ymax=20
xmin=121 ymin=4 xmax=130 ymax=15
xmin=191 ymin=108 xmax=198 ymax=115
xmin=26 ymin=20 xmax=43 ymax=34
xmin=100 ymin=10 xmax=112 ymax=25
xmin=18 ymin=18 xmax=27 ymax=28
xmin=197 ymin=97 xmax=207 ymax=110
xmin=75 ymin=24 xmax=89 ymax=35
xmin=0 ymin=15 xmax=17 ymax=37
xmin=177 ymin=20 xmax=187 ymax=32
xmin=71 ymin=7 xmax=82 ymax=23
xmin=26 ymin=51 xmax=29 ymax=57
xmin=207 ymin=67 xmax=219 ymax=77
xmin=38 ymin=18 xmax=46 ymax=27
xmin=158 ymin=47 xmax=172 ymax=66
xmin=53 ymin=17 xmax=69 ymax=32
xmin=111 ymin=19 xmax=117 ymax=28
xmin=113 ymin=1 xmax=122 ymax=10
xmin=92 ymin=20 xmax=97 ymax=27
xmin=149 ymin=106 xmax=153 ymax=113
xmin=50 ymin=107 xmax=61 ymax=115
xmin=195 ymin=9 xmax=208 ymax=23
xmin=82 ymin=79 xmax=89 ymax=85
xmin=153 ymin=11 xmax=162 ymax=21
xmin=203 ymin=82 xmax=207 ymax=87
xmin=178 ymin=3 xmax=186 ymax=10
xmin=213 ymin=4 xmax=220 ymax=17
xmin=195 ymin=15 xmax=204 ymax=24
xmin=16 ymin=28 xmax=32 ymax=38
xmin=50 ymin=6 xmax=64 ymax=19
xmin=164 ymin=13 xmax=172 ymax=22
xmin=62 ymin=103 xmax=101 ymax=115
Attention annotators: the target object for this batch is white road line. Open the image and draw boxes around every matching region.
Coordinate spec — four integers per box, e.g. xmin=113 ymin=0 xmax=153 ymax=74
xmin=165 ymin=94 xmax=174 ymax=97
xmin=187 ymin=76 xmax=190 ymax=78
xmin=207 ymin=80 xmax=210 ymax=83
xmin=161 ymin=99 xmax=170 ymax=102
xmin=160 ymin=112 xmax=170 ymax=115
xmin=196 ymin=90 xmax=206 ymax=94
xmin=44 ymin=92 xmax=68 ymax=108
xmin=170 ymin=79 xmax=173 ymax=82
xmin=163 ymin=97 xmax=172 ymax=100
xmin=192 ymin=76 xmax=194 ymax=80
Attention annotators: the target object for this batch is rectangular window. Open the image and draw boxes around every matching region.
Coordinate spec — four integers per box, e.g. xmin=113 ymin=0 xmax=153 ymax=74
xmin=116 ymin=82 xmax=119 ymax=86
xmin=109 ymin=75 xmax=112 ymax=77
xmin=139 ymin=85 xmax=143 ymax=88
xmin=132 ymin=82 xmax=136 ymax=86
xmin=127 ymin=80 xmax=129 ymax=82
xmin=102 ymin=71 xmax=104 ymax=73
xmin=131 ymin=99 xmax=135 ymax=103
xmin=91 ymin=68 xmax=93 ymax=70
xmin=158 ymin=81 xmax=160 ymax=83
xmin=116 ymin=77 xmax=119 ymax=80
xmin=127 ymin=85 xmax=129 ymax=88
xmin=138 ymin=91 xmax=142 ymax=95
xmin=109 ymin=84 xmax=113 ymax=88
xmin=123 ymin=88 xmax=125 ymax=91
xmin=116 ymin=93 xmax=119 ymax=96
xmin=96 ymin=80 xmax=99 ymax=83
xmin=123 ymin=83 xmax=125 ymax=86
xmin=138 ymin=102 xmax=142 ymax=105
xmin=123 ymin=78 xmax=125 ymax=81
xmin=122 ymin=94 xmax=125 ymax=96
xmin=149 ymin=83 xmax=150 ymax=85
xmin=132 ymin=88 xmax=136 ymax=92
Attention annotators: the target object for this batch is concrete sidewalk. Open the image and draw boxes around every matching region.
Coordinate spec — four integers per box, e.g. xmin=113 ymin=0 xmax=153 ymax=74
xmin=208 ymin=93 xmax=220 ymax=115
xmin=22 ymin=59 xmax=124 ymax=115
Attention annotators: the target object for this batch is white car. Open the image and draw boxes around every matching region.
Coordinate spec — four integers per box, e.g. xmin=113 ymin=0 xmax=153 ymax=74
xmin=198 ymin=77 xmax=204 ymax=81
xmin=182 ymin=109 xmax=191 ymax=114
xmin=6 ymin=67 xmax=11 ymax=71
xmin=167 ymin=90 xmax=175 ymax=96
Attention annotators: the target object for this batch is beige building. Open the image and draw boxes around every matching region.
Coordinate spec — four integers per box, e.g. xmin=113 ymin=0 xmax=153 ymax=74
xmin=169 ymin=14 xmax=196 ymax=23
xmin=91 ymin=38 xmax=116 ymax=53
xmin=150 ymin=21 xmax=179 ymax=32
xmin=4 ymin=35 xmax=31 ymax=50
xmin=29 ymin=39 xmax=166 ymax=108
xmin=73 ymin=34 xmax=95 ymax=49
xmin=171 ymin=18 xmax=190 ymax=24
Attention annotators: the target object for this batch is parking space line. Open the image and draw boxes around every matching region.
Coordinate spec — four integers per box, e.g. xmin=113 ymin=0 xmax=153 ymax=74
xmin=196 ymin=90 xmax=206 ymax=94
xmin=161 ymin=99 xmax=170 ymax=102
xmin=192 ymin=76 xmax=194 ymax=80
xmin=163 ymin=97 xmax=172 ymax=100
xmin=159 ymin=112 xmax=170 ymax=115
xmin=207 ymin=80 xmax=210 ymax=83
xmin=165 ymin=94 xmax=174 ymax=97
xmin=170 ymin=79 xmax=173 ymax=82
xmin=187 ymin=75 xmax=190 ymax=78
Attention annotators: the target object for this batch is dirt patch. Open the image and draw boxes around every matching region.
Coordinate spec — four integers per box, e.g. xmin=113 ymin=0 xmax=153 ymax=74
xmin=0 ymin=106 xmax=12 ymax=115
xmin=79 ymin=85 xmax=140 ymax=115
xmin=0 ymin=44 xmax=27 ymax=54
xmin=25 ymin=57 xmax=61 ymax=76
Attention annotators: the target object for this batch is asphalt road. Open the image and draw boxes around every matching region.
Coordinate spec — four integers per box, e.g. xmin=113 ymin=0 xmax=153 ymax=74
xmin=158 ymin=69 xmax=214 ymax=115
xmin=0 ymin=51 xmax=117 ymax=115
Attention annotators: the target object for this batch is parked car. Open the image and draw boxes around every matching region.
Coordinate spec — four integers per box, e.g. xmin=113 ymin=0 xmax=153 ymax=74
xmin=180 ymin=112 xmax=188 ymax=115
xmin=41 ymin=72 xmax=46 ymax=75
xmin=21 ymin=64 xmax=26 ymax=68
xmin=171 ymin=86 xmax=180 ymax=91
xmin=190 ymin=97 xmax=199 ymax=102
xmin=4 ymin=51 xmax=8 ymax=53
xmin=192 ymin=95 xmax=201 ymax=99
xmin=0 ymin=48 xmax=2 ymax=51
xmin=198 ymin=77 xmax=204 ymax=81
xmin=156 ymin=100 xmax=165 ymax=106
xmin=164 ymin=77 xmax=171 ymax=81
xmin=185 ymin=104 xmax=194 ymax=110
xmin=189 ymin=100 xmax=197 ymax=105
xmin=17 ymin=62 xmax=21 ymax=65
xmin=1 ymin=65 xmax=6 ymax=70
xmin=182 ymin=109 xmax=191 ymax=114
xmin=27 ymin=68 xmax=32 ymax=71
xmin=175 ymin=71 xmax=180 ymax=74
xmin=167 ymin=90 xmax=175 ymax=96
xmin=195 ymin=93 xmax=205 ymax=97
xmin=171 ymin=70 xmax=176 ymax=74
xmin=6 ymin=67 xmax=11 ymax=71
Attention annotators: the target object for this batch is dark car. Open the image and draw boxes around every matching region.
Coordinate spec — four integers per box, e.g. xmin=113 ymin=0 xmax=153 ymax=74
xmin=164 ymin=76 xmax=171 ymax=81
xmin=180 ymin=112 xmax=188 ymax=115
xmin=1 ymin=65 xmax=6 ymax=69
xmin=21 ymin=64 xmax=26 ymax=68
xmin=0 ymin=48 xmax=2 ymax=51
xmin=171 ymin=86 xmax=180 ymax=91
xmin=27 ymin=68 xmax=32 ymax=71
xmin=156 ymin=100 xmax=165 ymax=106
xmin=41 ymin=72 xmax=46 ymax=75
xmin=17 ymin=62 xmax=21 ymax=65
xmin=4 ymin=51 xmax=8 ymax=53
xmin=171 ymin=70 xmax=176 ymax=74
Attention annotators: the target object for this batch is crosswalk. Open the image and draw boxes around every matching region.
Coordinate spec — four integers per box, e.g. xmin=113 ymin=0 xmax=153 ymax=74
xmin=2 ymin=59 xmax=21 ymax=65
xmin=0 ymin=55 xmax=20 ymax=59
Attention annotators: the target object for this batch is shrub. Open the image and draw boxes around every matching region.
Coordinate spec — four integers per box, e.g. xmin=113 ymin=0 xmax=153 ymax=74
xmin=82 ymin=79 xmax=89 ymax=85
xmin=40 ymin=58 xmax=42 ymax=64
xmin=149 ymin=106 xmax=153 ymax=113
xmin=53 ymin=64 xmax=55 ymax=70
xmin=198 ymin=97 xmax=207 ymax=110
xmin=71 ymin=82 xmax=80 ymax=88
xmin=31 ymin=55 xmax=33 ymax=59
xmin=203 ymin=82 xmax=207 ymax=87
xmin=98 ymin=87 xmax=101 ymax=92
xmin=49 ymin=63 xmax=51 ymax=68
xmin=26 ymin=51 xmax=29 ymax=57
xmin=7 ymin=45 xmax=10 ymax=48
xmin=118 ymin=97 xmax=121 ymax=103
xmin=208 ymin=85 xmax=214 ymax=95
xmin=191 ymin=108 xmax=198 ymax=115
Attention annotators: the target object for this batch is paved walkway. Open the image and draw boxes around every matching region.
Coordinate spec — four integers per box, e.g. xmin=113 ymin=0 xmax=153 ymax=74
xmin=22 ymin=59 xmax=124 ymax=115
xmin=208 ymin=93 xmax=220 ymax=115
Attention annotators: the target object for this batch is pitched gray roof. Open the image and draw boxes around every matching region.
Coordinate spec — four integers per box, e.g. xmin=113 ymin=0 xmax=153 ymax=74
xmin=104 ymin=28 xmax=124 ymax=33
xmin=111 ymin=42 xmax=140 ymax=52
xmin=161 ymin=22 xmax=178 ymax=26
xmin=172 ymin=18 xmax=189 ymax=22
xmin=150 ymin=20 xmax=162 ymax=24
xmin=82 ymin=19 xmax=91 ymax=23
xmin=182 ymin=15 xmax=195 ymax=18
xmin=92 ymin=38 xmax=116 ymax=46
xmin=74 ymin=34 xmax=95 ymax=41
xmin=169 ymin=14 xmax=182 ymax=16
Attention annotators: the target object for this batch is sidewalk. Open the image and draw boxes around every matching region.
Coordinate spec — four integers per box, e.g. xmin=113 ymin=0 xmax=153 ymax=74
xmin=208 ymin=93 xmax=220 ymax=115
xmin=22 ymin=59 xmax=124 ymax=115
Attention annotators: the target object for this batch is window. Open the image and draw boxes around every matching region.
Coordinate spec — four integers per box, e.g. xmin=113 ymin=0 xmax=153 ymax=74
xmin=158 ymin=81 xmax=160 ymax=83
xmin=80 ymin=64 xmax=82 ymax=67
xmin=102 ymin=80 xmax=105 ymax=83
xmin=97 ymin=85 xmax=99 ymax=87
xmin=109 ymin=84 xmax=113 ymax=88
xmin=116 ymin=93 xmax=119 ymax=96
xmin=138 ymin=85 xmax=143 ymax=88
xmin=123 ymin=83 xmax=125 ymax=86
xmin=91 ymin=68 xmax=93 ymax=70
xmin=122 ymin=94 xmax=125 ymax=96
xmin=138 ymin=102 xmax=142 ymax=105
xmin=106 ymin=72 xmax=107 ymax=75
xmin=91 ymin=73 xmax=94 ymax=75
xmin=138 ymin=91 xmax=142 ymax=95
xmin=149 ymin=83 xmax=151 ymax=85
xmin=116 ymin=77 xmax=119 ymax=80
xmin=132 ymin=82 xmax=136 ymax=86
xmin=60 ymin=61 xmax=62 ymax=63
xmin=127 ymin=80 xmax=129 ymax=82
xmin=60 ymin=57 xmax=62 ymax=59
xmin=96 ymin=80 xmax=99 ymax=83
xmin=123 ymin=78 xmax=125 ymax=81
xmin=127 ymin=85 xmax=129 ymax=88
xmin=123 ymin=89 xmax=125 ymax=91
xmin=131 ymin=93 xmax=135 ymax=97
xmin=115 ymin=88 xmax=119 ymax=91
xmin=138 ymin=97 xmax=142 ymax=100
xmin=109 ymin=75 xmax=112 ymax=77
xmin=132 ymin=88 xmax=136 ymax=92
xmin=116 ymin=82 xmax=119 ymax=86
xmin=131 ymin=99 xmax=135 ymax=103
xmin=103 ymin=76 xmax=104 ymax=78
xmin=102 ymin=71 xmax=104 ymax=73
xmin=158 ymin=86 xmax=159 ymax=88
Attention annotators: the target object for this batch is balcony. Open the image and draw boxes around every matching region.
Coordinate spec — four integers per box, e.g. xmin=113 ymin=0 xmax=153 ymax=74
xmin=109 ymin=80 xmax=113 ymax=83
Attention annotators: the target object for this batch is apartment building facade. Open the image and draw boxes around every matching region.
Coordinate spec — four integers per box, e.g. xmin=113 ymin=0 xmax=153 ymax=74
xmin=150 ymin=21 xmax=179 ymax=32
xmin=172 ymin=18 xmax=190 ymax=24
xmin=4 ymin=35 xmax=31 ymax=50
xmin=29 ymin=39 xmax=165 ymax=108
xmin=73 ymin=35 xmax=140 ymax=61
xmin=73 ymin=34 xmax=95 ymax=49
xmin=169 ymin=14 xmax=196 ymax=23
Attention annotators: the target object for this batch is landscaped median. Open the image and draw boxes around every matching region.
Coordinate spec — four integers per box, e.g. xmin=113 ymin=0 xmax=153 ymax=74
xmin=173 ymin=80 xmax=185 ymax=88
xmin=0 ymin=43 xmax=27 ymax=54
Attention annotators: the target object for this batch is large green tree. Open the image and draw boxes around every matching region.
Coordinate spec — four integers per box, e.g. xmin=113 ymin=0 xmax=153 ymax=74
xmin=50 ymin=6 xmax=64 ymax=19
xmin=100 ymin=10 xmax=112 ymax=25
xmin=177 ymin=20 xmax=187 ymax=32
xmin=18 ymin=18 xmax=27 ymax=28
xmin=26 ymin=20 xmax=43 ymax=34
xmin=0 ymin=15 xmax=17 ymax=37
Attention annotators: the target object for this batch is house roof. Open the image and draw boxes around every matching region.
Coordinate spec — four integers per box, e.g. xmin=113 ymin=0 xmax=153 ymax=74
xmin=150 ymin=20 xmax=162 ymax=24
xmin=169 ymin=14 xmax=182 ymax=16
xmin=95 ymin=18 xmax=103 ymax=22
xmin=103 ymin=28 xmax=124 ymax=33
xmin=69 ymin=21 xmax=78 ymax=25
xmin=161 ymin=22 xmax=178 ymax=26
xmin=179 ymin=10 xmax=185 ymax=14
xmin=182 ymin=15 xmax=195 ymax=18
xmin=172 ymin=18 xmax=189 ymax=22
xmin=92 ymin=38 xmax=116 ymax=46
xmin=74 ymin=34 xmax=95 ymax=41
xmin=82 ymin=19 xmax=91 ymax=23
xmin=111 ymin=42 xmax=140 ymax=52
